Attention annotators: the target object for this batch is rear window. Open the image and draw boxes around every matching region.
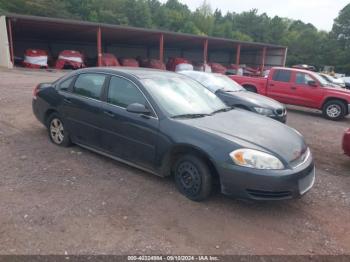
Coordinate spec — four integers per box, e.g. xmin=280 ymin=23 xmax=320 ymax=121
xmin=58 ymin=76 xmax=74 ymax=91
xmin=272 ymin=70 xmax=291 ymax=83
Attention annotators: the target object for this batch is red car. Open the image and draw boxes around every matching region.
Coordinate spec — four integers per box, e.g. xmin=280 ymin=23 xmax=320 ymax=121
xmin=343 ymin=128 xmax=350 ymax=156
xmin=166 ymin=57 xmax=192 ymax=71
xmin=55 ymin=50 xmax=85 ymax=70
xmin=230 ymin=67 xmax=350 ymax=120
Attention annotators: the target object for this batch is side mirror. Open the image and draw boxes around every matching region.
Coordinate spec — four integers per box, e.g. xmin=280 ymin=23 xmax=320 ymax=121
xmin=308 ymin=80 xmax=318 ymax=87
xmin=126 ymin=103 xmax=150 ymax=115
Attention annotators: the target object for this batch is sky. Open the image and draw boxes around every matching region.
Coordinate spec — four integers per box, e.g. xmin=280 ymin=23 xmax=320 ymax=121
xmin=160 ymin=0 xmax=350 ymax=31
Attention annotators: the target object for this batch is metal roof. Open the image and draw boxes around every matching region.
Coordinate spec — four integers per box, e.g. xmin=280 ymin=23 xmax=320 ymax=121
xmin=5 ymin=13 xmax=286 ymax=50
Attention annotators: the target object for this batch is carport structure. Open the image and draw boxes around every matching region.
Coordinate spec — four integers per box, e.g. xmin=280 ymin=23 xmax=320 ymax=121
xmin=1 ymin=14 xmax=287 ymax=73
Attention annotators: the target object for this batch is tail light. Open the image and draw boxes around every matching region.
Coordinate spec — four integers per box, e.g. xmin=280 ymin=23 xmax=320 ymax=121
xmin=33 ymin=84 xmax=40 ymax=99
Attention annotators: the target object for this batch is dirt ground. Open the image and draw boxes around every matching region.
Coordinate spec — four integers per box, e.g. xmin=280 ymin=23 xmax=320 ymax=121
xmin=0 ymin=68 xmax=349 ymax=255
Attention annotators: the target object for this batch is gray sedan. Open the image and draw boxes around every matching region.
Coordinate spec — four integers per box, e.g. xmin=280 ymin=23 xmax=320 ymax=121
xmin=179 ymin=70 xmax=287 ymax=122
xmin=32 ymin=68 xmax=314 ymax=201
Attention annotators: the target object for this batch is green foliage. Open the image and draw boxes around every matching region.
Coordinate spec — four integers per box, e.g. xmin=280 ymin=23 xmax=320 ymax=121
xmin=1 ymin=0 xmax=350 ymax=73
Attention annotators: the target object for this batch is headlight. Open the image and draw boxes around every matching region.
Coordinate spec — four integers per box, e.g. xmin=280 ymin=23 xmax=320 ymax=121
xmin=254 ymin=107 xmax=274 ymax=116
xmin=229 ymin=149 xmax=285 ymax=170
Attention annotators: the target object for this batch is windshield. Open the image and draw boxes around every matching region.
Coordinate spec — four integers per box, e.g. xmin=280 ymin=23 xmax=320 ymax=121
xmin=181 ymin=71 xmax=243 ymax=93
xmin=141 ymin=76 xmax=228 ymax=117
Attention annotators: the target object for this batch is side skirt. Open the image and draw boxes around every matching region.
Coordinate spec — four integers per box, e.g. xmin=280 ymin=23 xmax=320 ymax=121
xmin=75 ymin=143 xmax=162 ymax=177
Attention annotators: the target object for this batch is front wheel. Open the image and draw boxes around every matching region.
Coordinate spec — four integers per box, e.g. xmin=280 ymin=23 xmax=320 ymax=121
xmin=173 ymin=154 xmax=212 ymax=201
xmin=322 ymin=100 xmax=346 ymax=121
xmin=47 ymin=113 xmax=71 ymax=147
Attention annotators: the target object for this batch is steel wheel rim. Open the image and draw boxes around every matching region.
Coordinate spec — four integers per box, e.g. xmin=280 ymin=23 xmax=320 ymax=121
xmin=326 ymin=104 xmax=341 ymax=118
xmin=50 ymin=118 xmax=64 ymax=144
xmin=177 ymin=161 xmax=201 ymax=195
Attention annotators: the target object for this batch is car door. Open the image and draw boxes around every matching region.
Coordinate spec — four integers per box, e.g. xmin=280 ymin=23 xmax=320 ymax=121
xmin=290 ymin=72 xmax=325 ymax=108
xmin=266 ymin=69 xmax=293 ymax=104
xmin=99 ymin=75 xmax=159 ymax=170
xmin=59 ymin=73 xmax=107 ymax=149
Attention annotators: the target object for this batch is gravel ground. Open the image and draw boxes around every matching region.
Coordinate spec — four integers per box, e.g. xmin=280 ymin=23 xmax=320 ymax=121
xmin=0 ymin=68 xmax=349 ymax=255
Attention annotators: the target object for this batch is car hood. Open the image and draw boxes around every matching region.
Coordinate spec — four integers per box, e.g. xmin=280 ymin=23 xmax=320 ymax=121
xmin=217 ymin=90 xmax=284 ymax=109
xmin=178 ymin=109 xmax=306 ymax=164
xmin=332 ymin=78 xmax=345 ymax=84
xmin=323 ymin=85 xmax=350 ymax=95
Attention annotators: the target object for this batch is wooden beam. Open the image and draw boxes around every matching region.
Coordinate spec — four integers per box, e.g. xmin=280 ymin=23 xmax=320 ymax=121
xmin=97 ymin=27 xmax=102 ymax=67
xmin=261 ymin=47 xmax=267 ymax=76
xmin=159 ymin=33 xmax=164 ymax=62
xmin=203 ymin=39 xmax=208 ymax=64
xmin=282 ymin=48 xmax=288 ymax=67
xmin=235 ymin=44 xmax=241 ymax=67
xmin=7 ymin=19 xmax=14 ymax=65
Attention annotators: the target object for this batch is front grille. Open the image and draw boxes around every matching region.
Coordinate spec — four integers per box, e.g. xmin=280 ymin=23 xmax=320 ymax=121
xmin=246 ymin=189 xmax=292 ymax=199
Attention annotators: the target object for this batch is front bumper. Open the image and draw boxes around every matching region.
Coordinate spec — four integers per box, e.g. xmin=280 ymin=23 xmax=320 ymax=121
xmin=217 ymin=156 xmax=315 ymax=200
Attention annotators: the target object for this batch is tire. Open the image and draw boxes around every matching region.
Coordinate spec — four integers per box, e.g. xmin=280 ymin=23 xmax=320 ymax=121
xmin=173 ymin=154 xmax=212 ymax=201
xmin=243 ymin=86 xmax=257 ymax=93
xmin=47 ymin=113 xmax=71 ymax=147
xmin=322 ymin=100 xmax=346 ymax=121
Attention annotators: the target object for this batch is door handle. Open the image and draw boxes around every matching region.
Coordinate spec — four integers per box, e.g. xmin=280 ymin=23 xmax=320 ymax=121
xmin=270 ymin=83 xmax=275 ymax=87
xmin=291 ymin=86 xmax=297 ymax=90
xmin=63 ymin=98 xmax=72 ymax=104
xmin=103 ymin=110 xmax=115 ymax=117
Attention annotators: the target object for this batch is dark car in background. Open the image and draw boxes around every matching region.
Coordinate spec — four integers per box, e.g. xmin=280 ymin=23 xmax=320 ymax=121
xmin=179 ymin=71 xmax=287 ymax=123
xmin=32 ymin=68 xmax=315 ymax=201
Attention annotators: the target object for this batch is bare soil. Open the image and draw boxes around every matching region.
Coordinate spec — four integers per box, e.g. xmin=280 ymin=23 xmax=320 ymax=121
xmin=0 ymin=68 xmax=349 ymax=255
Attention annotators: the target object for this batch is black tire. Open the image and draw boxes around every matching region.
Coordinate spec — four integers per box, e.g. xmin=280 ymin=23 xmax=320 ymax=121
xmin=243 ymin=85 xmax=257 ymax=93
xmin=173 ymin=154 xmax=212 ymax=201
xmin=322 ymin=100 xmax=346 ymax=121
xmin=47 ymin=113 xmax=71 ymax=147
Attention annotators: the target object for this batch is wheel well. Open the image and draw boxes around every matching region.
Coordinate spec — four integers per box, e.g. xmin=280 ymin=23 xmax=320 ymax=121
xmin=322 ymin=98 xmax=348 ymax=114
xmin=242 ymin=84 xmax=257 ymax=92
xmin=161 ymin=145 xmax=221 ymax=186
xmin=44 ymin=109 xmax=58 ymax=125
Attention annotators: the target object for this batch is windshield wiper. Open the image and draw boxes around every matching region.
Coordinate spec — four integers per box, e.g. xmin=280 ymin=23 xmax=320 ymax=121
xmin=211 ymin=107 xmax=233 ymax=114
xmin=171 ymin=113 xmax=211 ymax=119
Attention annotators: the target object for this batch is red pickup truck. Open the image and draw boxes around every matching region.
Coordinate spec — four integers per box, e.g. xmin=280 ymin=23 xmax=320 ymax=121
xmin=230 ymin=67 xmax=350 ymax=120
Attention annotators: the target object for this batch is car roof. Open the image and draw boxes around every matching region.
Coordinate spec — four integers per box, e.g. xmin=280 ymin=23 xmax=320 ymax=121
xmin=179 ymin=70 xmax=223 ymax=78
xmin=75 ymin=67 xmax=181 ymax=79
xmin=273 ymin=67 xmax=316 ymax=75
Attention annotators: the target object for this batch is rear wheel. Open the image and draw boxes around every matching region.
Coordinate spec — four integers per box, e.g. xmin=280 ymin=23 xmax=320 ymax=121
xmin=322 ymin=100 xmax=346 ymax=121
xmin=173 ymin=154 xmax=212 ymax=201
xmin=47 ymin=113 xmax=71 ymax=147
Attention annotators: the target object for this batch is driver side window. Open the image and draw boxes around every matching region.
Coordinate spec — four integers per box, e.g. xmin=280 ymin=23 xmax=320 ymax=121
xmin=107 ymin=76 xmax=147 ymax=108
xmin=296 ymin=73 xmax=314 ymax=85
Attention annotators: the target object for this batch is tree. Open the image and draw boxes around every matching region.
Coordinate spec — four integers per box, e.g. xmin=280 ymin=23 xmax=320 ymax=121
xmin=192 ymin=0 xmax=214 ymax=35
xmin=1 ymin=0 xmax=350 ymax=73
xmin=332 ymin=3 xmax=350 ymax=48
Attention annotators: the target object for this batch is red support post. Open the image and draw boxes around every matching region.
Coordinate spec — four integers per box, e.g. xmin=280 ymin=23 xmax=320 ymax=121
xmin=235 ymin=44 xmax=241 ymax=67
xmin=7 ymin=19 xmax=14 ymax=65
xmin=97 ymin=27 xmax=102 ymax=67
xmin=159 ymin=34 xmax=164 ymax=63
xmin=261 ymin=47 xmax=267 ymax=76
xmin=203 ymin=39 xmax=208 ymax=64
xmin=282 ymin=48 xmax=288 ymax=67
